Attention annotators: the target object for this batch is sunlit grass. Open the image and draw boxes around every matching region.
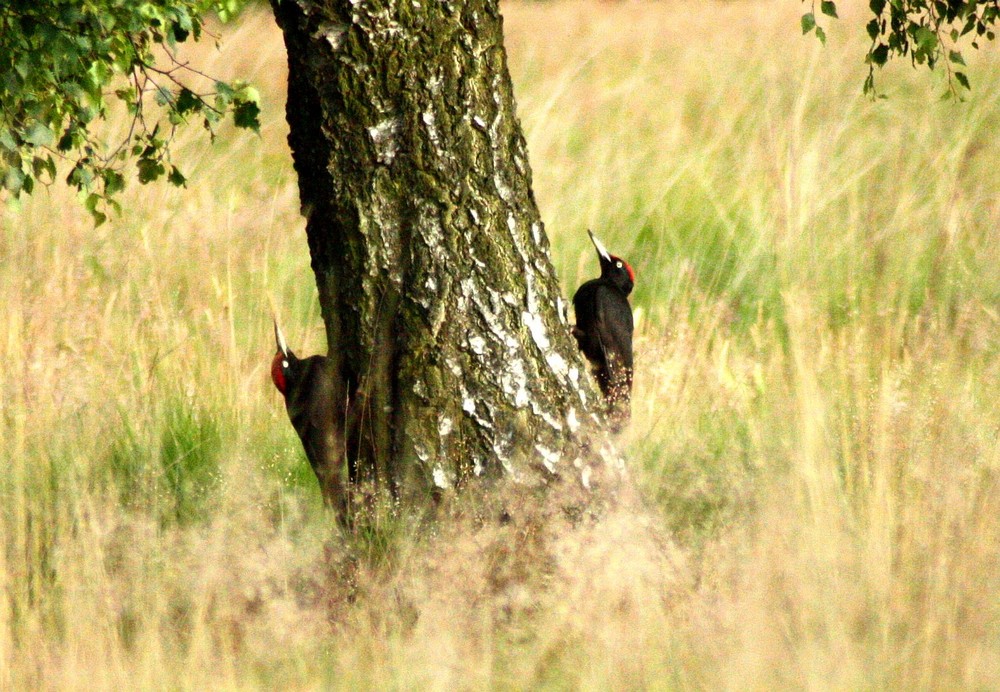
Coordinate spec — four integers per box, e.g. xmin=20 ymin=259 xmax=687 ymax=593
xmin=1 ymin=1 xmax=999 ymax=688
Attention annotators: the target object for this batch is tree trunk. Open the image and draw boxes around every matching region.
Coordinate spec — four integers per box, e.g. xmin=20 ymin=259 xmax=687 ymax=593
xmin=269 ymin=0 xmax=609 ymax=505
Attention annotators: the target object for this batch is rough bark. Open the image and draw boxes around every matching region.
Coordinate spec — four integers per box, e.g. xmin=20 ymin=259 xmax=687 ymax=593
xmin=270 ymin=0 xmax=612 ymax=504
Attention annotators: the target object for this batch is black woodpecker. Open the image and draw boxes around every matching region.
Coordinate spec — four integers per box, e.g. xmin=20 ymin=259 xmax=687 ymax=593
xmin=271 ymin=320 xmax=349 ymax=517
xmin=571 ymin=230 xmax=635 ymax=426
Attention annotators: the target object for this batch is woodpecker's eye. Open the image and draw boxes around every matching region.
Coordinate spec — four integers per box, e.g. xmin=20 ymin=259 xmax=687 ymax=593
xmin=616 ymin=261 xmax=623 ymax=269
xmin=282 ymin=360 xmax=289 ymax=369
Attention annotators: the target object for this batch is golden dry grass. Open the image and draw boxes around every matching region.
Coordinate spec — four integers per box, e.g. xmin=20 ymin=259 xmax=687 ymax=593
xmin=2 ymin=1 xmax=999 ymax=688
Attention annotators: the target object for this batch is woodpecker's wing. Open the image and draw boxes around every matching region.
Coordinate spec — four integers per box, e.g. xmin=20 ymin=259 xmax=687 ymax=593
xmin=573 ymin=281 xmax=633 ymax=363
xmin=285 ymin=356 xmax=341 ymax=472
xmin=592 ymin=285 xmax=634 ymax=398
xmin=572 ymin=279 xmax=604 ymax=362
xmin=594 ymin=286 xmax=633 ymax=363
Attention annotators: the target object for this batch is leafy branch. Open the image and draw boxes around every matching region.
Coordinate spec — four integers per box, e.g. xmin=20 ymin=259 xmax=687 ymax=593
xmin=801 ymin=0 xmax=1000 ymax=97
xmin=0 ymin=0 xmax=257 ymax=225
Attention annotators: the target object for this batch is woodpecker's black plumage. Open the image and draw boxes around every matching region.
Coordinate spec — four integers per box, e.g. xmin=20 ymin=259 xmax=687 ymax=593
xmin=271 ymin=321 xmax=348 ymax=515
xmin=572 ymin=230 xmax=635 ymax=422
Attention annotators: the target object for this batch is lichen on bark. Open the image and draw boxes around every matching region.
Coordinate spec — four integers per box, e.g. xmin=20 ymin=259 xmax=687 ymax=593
xmin=270 ymin=0 xmax=616 ymax=508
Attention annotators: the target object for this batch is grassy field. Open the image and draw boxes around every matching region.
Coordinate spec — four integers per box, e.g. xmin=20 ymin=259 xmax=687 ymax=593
xmin=3 ymin=0 xmax=999 ymax=688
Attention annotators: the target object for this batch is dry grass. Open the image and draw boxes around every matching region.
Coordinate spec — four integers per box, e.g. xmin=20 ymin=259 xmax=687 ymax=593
xmin=2 ymin=1 xmax=999 ymax=688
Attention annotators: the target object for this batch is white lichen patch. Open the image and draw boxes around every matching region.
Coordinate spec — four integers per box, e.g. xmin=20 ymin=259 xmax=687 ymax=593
xmin=368 ymin=118 xmax=400 ymax=164
xmin=318 ymin=22 xmax=347 ymax=50
xmin=523 ymin=310 xmax=570 ymax=383
xmin=500 ymin=357 xmax=529 ymax=408
xmin=422 ymin=110 xmax=439 ymax=145
xmin=414 ymin=440 xmax=430 ymax=463
xmin=432 ymin=466 xmax=451 ymax=489
xmin=546 ymin=351 xmax=568 ymax=378
xmin=461 ymin=389 xmax=495 ymax=431
xmin=522 ymin=310 xmax=549 ymax=351
xmin=427 ymin=73 xmax=443 ymax=95
xmin=566 ymin=407 xmax=580 ymax=433
xmin=472 ymin=115 xmax=487 ymax=131
xmin=413 ymin=377 xmax=427 ymax=398
xmin=468 ymin=208 xmax=480 ymax=225
xmin=531 ymin=401 xmax=563 ymax=432
xmin=570 ymin=366 xmax=589 ymax=405
xmin=462 ymin=276 xmax=519 ymax=356
xmin=531 ymin=221 xmax=543 ymax=246
xmin=473 ymin=459 xmax=484 ymax=476
xmin=438 ymin=416 xmax=453 ymax=436
xmin=580 ymin=465 xmax=592 ymax=490
xmin=535 ymin=444 xmax=560 ymax=474
xmin=468 ymin=335 xmax=486 ymax=355
xmin=494 ymin=172 xmax=513 ymax=203
xmin=496 ymin=427 xmax=517 ymax=479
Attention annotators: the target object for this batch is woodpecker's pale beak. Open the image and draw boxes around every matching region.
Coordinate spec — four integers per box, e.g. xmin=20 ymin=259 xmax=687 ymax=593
xmin=588 ymin=229 xmax=612 ymax=263
xmin=273 ymin=319 xmax=290 ymax=358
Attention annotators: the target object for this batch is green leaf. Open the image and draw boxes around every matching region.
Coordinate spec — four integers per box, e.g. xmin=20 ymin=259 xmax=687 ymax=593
xmin=31 ymin=155 xmax=56 ymax=182
xmin=949 ymin=50 xmax=966 ymax=65
xmin=175 ymin=88 xmax=201 ymax=115
xmin=0 ymin=128 xmax=17 ymax=152
xmin=915 ymin=26 xmax=938 ymax=51
xmin=869 ymin=0 xmax=886 ymax=15
xmin=871 ymin=44 xmax=890 ymax=65
xmin=955 ymin=71 xmax=971 ymax=89
xmin=4 ymin=166 xmax=25 ymax=195
xmin=115 ymin=86 xmax=137 ymax=103
xmin=67 ymin=162 xmax=94 ymax=189
xmin=137 ymin=158 xmax=165 ymax=184
xmin=154 ymin=86 xmax=174 ymax=106
xmin=816 ymin=26 xmax=827 ymax=44
xmin=821 ymin=1 xmax=838 ymax=18
xmin=867 ymin=19 xmax=881 ymax=40
xmin=103 ymin=170 xmax=125 ymax=195
xmin=58 ymin=130 xmax=75 ymax=152
xmin=23 ymin=122 xmax=55 ymax=147
xmin=801 ymin=12 xmax=816 ymax=34
xmin=232 ymin=99 xmax=261 ymax=130
xmin=168 ymin=166 xmax=187 ymax=187
xmin=234 ymin=84 xmax=261 ymax=104
xmin=172 ymin=22 xmax=191 ymax=44
xmin=215 ymin=80 xmax=235 ymax=103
